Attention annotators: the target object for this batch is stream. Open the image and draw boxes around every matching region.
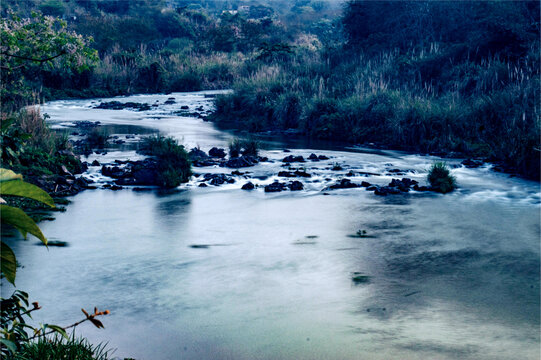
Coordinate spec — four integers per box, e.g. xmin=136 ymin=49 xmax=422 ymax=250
xmin=2 ymin=91 xmax=540 ymax=360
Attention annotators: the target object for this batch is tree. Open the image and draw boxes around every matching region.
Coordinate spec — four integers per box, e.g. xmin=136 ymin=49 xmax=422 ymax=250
xmin=0 ymin=11 xmax=97 ymax=112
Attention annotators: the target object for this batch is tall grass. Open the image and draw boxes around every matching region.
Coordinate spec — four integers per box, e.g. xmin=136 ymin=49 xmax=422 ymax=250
xmin=212 ymin=42 xmax=540 ymax=179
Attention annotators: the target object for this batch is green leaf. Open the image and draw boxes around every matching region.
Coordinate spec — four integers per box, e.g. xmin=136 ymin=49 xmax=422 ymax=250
xmin=0 ymin=205 xmax=47 ymax=245
xmin=0 ymin=339 xmax=17 ymax=354
xmin=0 ymin=241 xmax=17 ymax=285
xmin=0 ymin=180 xmax=55 ymax=208
xmin=0 ymin=169 xmax=22 ymax=182
xmin=44 ymin=324 xmax=69 ymax=340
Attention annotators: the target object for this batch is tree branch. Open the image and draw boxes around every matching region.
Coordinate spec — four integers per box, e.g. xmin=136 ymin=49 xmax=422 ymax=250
xmin=0 ymin=51 xmax=67 ymax=63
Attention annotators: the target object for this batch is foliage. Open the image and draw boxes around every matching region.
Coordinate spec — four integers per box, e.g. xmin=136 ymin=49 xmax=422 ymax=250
xmin=240 ymin=138 xmax=260 ymax=157
xmin=139 ymin=135 xmax=192 ymax=188
xmin=228 ymin=138 xmax=242 ymax=158
xmin=0 ymin=11 xmax=97 ymax=112
xmin=0 ymin=169 xmax=54 ymax=284
xmin=13 ymin=334 xmax=111 ymax=360
xmin=228 ymin=138 xmax=260 ymax=157
xmin=1 ymin=289 xmax=110 ymax=358
xmin=428 ymin=162 xmax=456 ymax=193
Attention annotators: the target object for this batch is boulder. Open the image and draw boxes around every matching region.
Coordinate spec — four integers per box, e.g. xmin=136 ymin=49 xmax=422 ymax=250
xmin=282 ymin=155 xmax=305 ymax=163
xmin=288 ymin=181 xmax=304 ymax=191
xmin=209 ymin=147 xmax=227 ymax=158
xmin=462 ymin=158 xmax=484 ymax=168
xmin=264 ymin=181 xmax=287 ymax=193
xmin=329 ymin=178 xmax=359 ymax=190
xmin=203 ymin=173 xmax=235 ymax=186
xmin=224 ymin=156 xmax=255 ymax=168
xmin=241 ymin=182 xmax=255 ymax=190
xmin=101 ymin=165 xmax=127 ymax=178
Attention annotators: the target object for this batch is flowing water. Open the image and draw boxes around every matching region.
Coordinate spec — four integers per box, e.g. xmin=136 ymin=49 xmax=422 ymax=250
xmin=2 ymin=91 xmax=539 ymax=360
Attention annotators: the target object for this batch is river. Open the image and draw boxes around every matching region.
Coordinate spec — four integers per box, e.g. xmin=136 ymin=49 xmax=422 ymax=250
xmin=2 ymin=91 xmax=540 ymax=360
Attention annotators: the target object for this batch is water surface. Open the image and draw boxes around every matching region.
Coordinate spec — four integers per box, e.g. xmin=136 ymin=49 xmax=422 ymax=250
xmin=2 ymin=91 xmax=539 ymax=360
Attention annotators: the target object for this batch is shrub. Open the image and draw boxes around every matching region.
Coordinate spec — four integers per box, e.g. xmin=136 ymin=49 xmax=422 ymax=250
xmin=228 ymin=138 xmax=260 ymax=157
xmin=139 ymin=135 xmax=191 ymax=188
xmin=228 ymin=138 xmax=242 ymax=158
xmin=240 ymin=138 xmax=260 ymax=157
xmin=428 ymin=162 xmax=456 ymax=193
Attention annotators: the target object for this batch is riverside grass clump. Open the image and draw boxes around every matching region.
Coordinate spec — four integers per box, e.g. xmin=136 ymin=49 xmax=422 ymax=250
xmin=228 ymin=137 xmax=260 ymax=158
xmin=12 ymin=335 xmax=112 ymax=360
xmin=1 ymin=108 xmax=84 ymax=178
xmin=428 ymin=162 xmax=456 ymax=193
xmin=139 ymin=135 xmax=191 ymax=188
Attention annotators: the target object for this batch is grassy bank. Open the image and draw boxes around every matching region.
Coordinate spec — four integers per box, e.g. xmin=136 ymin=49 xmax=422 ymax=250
xmin=211 ymin=1 xmax=540 ymax=180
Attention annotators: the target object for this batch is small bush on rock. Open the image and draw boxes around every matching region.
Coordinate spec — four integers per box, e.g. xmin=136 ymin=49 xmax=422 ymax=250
xmin=428 ymin=162 xmax=456 ymax=193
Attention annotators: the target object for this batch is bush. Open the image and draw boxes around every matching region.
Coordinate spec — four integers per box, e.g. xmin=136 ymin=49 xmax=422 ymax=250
xmin=139 ymin=135 xmax=191 ymax=188
xmin=228 ymin=138 xmax=260 ymax=158
xmin=428 ymin=162 xmax=456 ymax=193
xmin=14 ymin=335 xmax=112 ymax=360
xmin=228 ymin=138 xmax=242 ymax=158
xmin=241 ymin=138 xmax=260 ymax=157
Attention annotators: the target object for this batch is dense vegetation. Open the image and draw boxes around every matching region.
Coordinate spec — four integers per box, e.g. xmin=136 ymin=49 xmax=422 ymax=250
xmin=139 ymin=135 xmax=192 ymax=188
xmin=1 ymin=0 xmax=539 ymax=180
xmin=213 ymin=0 xmax=540 ymax=179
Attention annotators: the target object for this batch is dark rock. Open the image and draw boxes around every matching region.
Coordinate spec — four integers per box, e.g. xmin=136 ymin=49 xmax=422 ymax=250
xmin=258 ymin=156 xmax=269 ymax=162
xmin=462 ymin=158 xmax=484 ymax=168
xmin=110 ymin=185 xmax=123 ymax=191
xmin=241 ymin=182 xmax=255 ymax=190
xmin=74 ymin=120 xmax=100 ymax=128
xmin=331 ymin=164 xmax=343 ymax=171
xmin=318 ymin=155 xmax=329 ymax=160
xmin=413 ymin=184 xmax=432 ymax=191
xmin=329 ymin=178 xmax=360 ymax=190
xmin=101 ymin=165 xmax=127 ymax=178
xmin=283 ymin=149 xmax=291 ymax=153
xmin=199 ymin=183 xmax=208 ymax=187
xmin=308 ymin=153 xmax=319 ymax=160
xmin=224 ymin=156 xmax=255 ymax=168
xmin=164 ymin=98 xmax=176 ymax=105
xmin=231 ymin=170 xmax=246 ymax=176
xmin=192 ymin=159 xmax=220 ymax=167
xmin=388 ymin=168 xmax=404 ymax=173
xmin=113 ymin=139 xmax=126 ymax=145
xmin=189 ymin=147 xmax=208 ymax=160
xmin=294 ymin=170 xmax=311 ymax=178
xmin=282 ymin=155 xmax=305 ymax=163
xmin=180 ymin=105 xmax=189 ymax=109
xmin=264 ymin=181 xmax=286 ymax=193
xmin=91 ymin=160 xmax=100 ymax=166
xmin=278 ymin=171 xmax=296 ymax=178
xmin=202 ymin=173 xmax=235 ymax=186
xmin=95 ymin=101 xmax=151 ymax=111
xmin=209 ymin=147 xmax=226 ymax=158
xmin=288 ymin=181 xmax=304 ymax=191
xmin=360 ymin=181 xmax=372 ymax=187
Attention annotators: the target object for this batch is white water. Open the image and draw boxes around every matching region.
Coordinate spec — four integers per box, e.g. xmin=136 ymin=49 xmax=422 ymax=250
xmin=2 ymin=91 xmax=539 ymax=359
